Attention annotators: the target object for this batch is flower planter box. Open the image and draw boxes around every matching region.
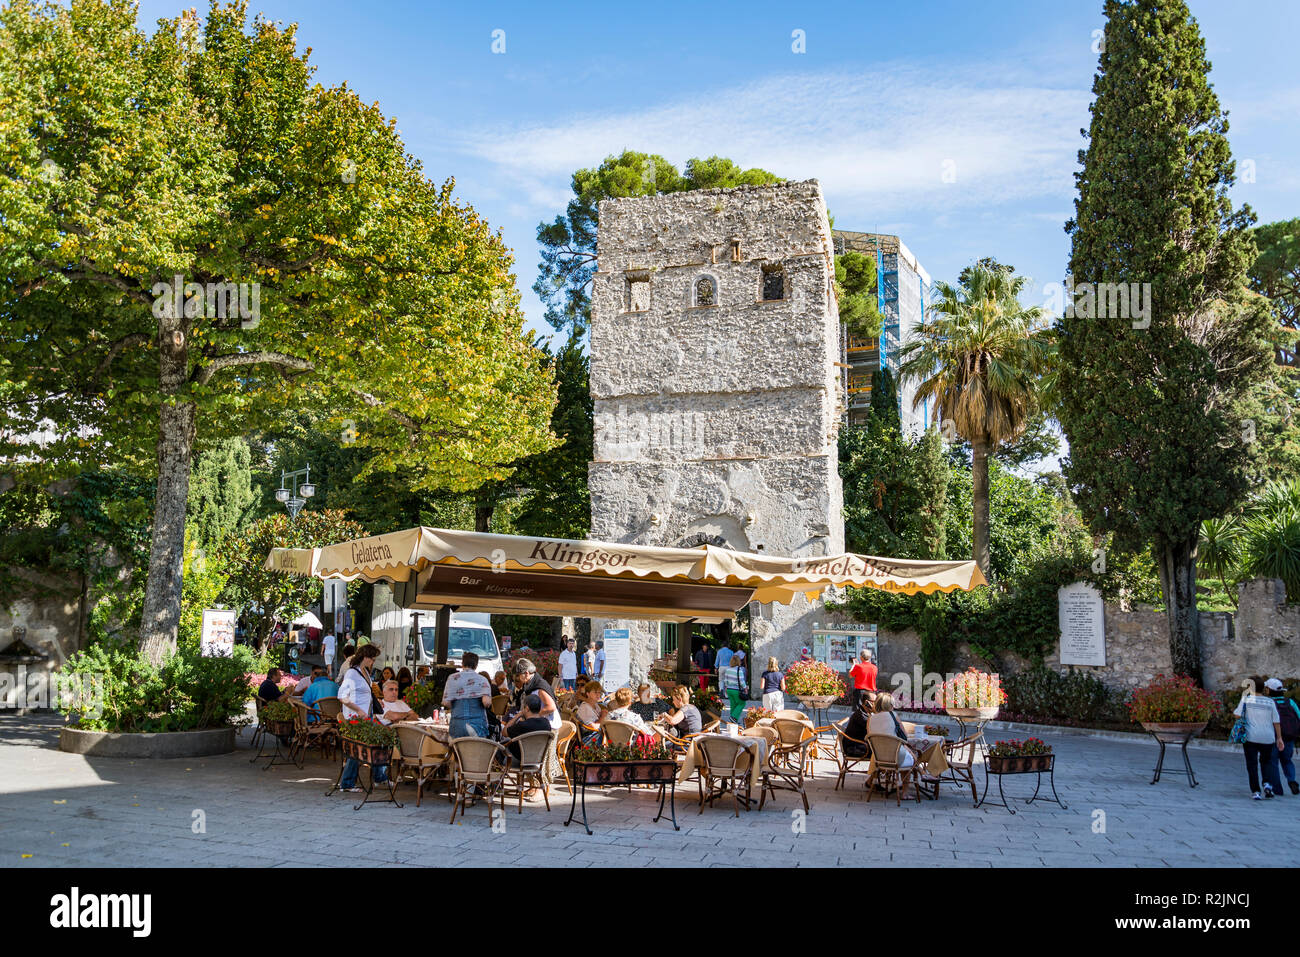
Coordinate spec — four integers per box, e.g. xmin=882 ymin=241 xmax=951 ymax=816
xmin=795 ymin=695 xmax=838 ymax=709
xmin=265 ymin=719 xmax=296 ymax=738
xmin=340 ymin=737 xmax=393 ymax=767
xmin=987 ymin=753 xmax=1053 ymax=774
xmin=571 ymin=758 xmax=677 ymax=786
xmin=565 ymin=759 xmax=679 ymax=835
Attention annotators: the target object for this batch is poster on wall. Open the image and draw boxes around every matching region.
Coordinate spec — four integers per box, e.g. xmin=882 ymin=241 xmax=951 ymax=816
xmin=600 ymin=628 xmax=631 ymax=692
xmin=200 ymin=609 xmax=236 ymax=658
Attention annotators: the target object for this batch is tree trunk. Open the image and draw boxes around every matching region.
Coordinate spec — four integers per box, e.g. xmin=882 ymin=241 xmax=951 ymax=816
xmin=1155 ymin=536 xmax=1203 ymax=682
xmin=139 ymin=317 xmax=195 ymax=667
xmin=475 ymin=500 xmax=493 ymax=533
xmin=971 ymin=436 xmax=991 ymax=577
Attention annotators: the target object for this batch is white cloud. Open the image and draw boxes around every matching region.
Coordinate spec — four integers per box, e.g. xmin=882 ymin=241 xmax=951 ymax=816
xmin=449 ymin=63 xmax=1091 ymax=220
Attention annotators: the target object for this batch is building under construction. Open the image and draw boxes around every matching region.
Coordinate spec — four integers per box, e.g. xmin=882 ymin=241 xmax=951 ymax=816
xmin=833 ymin=230 xmax=932 ymax=434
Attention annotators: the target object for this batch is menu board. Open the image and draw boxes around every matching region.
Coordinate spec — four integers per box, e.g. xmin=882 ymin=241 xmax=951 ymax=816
xmin=812 ymin=625 xmax=878 ymax=673
xmin=1058 ymin=582 xmax=1105 ymax=666
xmin=601 ymin=628 xmax=631 ymax=692
xmin=200 ymin=609 xmax=236 ymax=658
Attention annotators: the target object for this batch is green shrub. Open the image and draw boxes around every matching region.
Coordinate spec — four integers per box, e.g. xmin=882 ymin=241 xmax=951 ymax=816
xmin=1004 ymin=667 xmax=1127 ymax=723
xmin=61 ymin=644 xmax=258 ymax=732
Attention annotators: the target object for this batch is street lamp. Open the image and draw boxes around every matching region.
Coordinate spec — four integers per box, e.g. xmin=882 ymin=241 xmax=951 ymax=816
xmin=276 ymin=465 xmax=316 ymax=519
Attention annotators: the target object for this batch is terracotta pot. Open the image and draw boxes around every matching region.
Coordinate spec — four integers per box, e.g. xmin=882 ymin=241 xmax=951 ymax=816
xmin=1140 ymin=721 xmax=1208 ymax=742
xmin=945 ymin=706 xmax=1000 ymax=721
xmin=265 ymin=719 xmax=295 ymax=738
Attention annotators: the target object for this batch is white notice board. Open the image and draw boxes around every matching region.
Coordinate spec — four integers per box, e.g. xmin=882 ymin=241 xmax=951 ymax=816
xmin=1058 ymin=582 xmax=1105 ymax=666
xmin=200 ymin=609 xmax=237 ymax=658
xmin=600 ymin=628 xmax=630 ymax=692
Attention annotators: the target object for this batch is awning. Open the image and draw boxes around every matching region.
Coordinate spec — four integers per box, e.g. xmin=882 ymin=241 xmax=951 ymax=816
xmin=265 ymin=527 xmax=986 ymax=622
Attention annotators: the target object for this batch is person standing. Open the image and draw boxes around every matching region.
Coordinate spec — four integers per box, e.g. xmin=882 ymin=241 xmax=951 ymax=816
xmin=718 ymin=650 xmax=748 ymax=726
xmin=558 ymin=638 xmax=578 ymax=692
xmin=1234 ymin=683 xmax=1285 ymax=799
xmin=849 ymin=649 xmax=878 ymax=710
xmin=442 ymin=651 xmax=492 ymax=739
xmin=337 ymin=644 xmax=385 ymax=793
xmin=760 ymin=657 xmax=786 ymax=711
xmin=321 ymin=630 xmax=336 ymax=678
xmin=582 ymin=642 xmax=597 ymax=680
xmin=1264 ymin=678 xmax=1300 ymax=795
xmin=593 ymin=640 xmax=606 ymax=685
xmin=693 ymin=642 xmax=714 ymax=692
xmin=715 ymin=639 xmax=734 ymax=674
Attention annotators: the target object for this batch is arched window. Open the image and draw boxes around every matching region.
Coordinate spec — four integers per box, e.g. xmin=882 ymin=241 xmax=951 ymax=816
xmin=695 ymin=275 xmax=717 ymax=307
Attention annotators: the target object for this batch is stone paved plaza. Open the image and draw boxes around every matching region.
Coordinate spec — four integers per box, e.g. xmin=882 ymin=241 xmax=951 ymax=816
xmin=3 ymin=714 xmax=1296 ymax=868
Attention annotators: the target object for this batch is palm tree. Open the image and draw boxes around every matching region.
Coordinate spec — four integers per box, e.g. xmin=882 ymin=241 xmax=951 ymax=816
xmin=897 ymin=264 xmax=1054 ymax=576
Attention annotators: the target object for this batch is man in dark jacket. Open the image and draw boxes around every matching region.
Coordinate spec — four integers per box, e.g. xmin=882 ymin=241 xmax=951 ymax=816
xmin=1265 ymin=678 xmax=1300 ymax=794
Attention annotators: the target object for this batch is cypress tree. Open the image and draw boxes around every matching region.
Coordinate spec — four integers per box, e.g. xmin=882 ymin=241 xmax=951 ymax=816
xmin=1059 ymin=0 xmax=1274 ymax=680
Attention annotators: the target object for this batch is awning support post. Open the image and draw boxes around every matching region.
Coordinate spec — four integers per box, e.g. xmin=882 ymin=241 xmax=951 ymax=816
xmin=435 ymin=605 xmax=454 ymax=665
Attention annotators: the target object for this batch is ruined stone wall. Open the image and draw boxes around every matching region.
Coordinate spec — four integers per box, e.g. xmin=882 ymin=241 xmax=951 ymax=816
xmin=848 ymin=578 xmax=1298 ymax=697
xmin=588 ymin=181 xmax=845 ymax=685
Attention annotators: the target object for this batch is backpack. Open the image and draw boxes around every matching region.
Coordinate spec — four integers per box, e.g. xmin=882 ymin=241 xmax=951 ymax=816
xmin=1274 ymin=696 xmax=1300 ymax=741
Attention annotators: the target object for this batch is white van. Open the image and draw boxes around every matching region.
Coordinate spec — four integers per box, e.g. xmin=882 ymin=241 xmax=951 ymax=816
xmin=408 ymin=616 xmax=503 ymax=678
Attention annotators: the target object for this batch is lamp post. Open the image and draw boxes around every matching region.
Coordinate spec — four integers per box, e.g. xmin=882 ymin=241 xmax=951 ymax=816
xmin=275 ymin=465 xmax=316 ymax=520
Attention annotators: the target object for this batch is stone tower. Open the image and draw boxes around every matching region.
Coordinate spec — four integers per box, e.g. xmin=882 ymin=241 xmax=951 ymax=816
xmin=588 ymin=179 xmax=845 ymax=685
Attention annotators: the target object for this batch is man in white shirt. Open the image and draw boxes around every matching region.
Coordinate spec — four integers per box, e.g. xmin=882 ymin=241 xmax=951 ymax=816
xmin=593 ymin=640 xmax=606 ymax=683
xmin=558 ymin=637 xmax=578 ymax=691
xmin=377 ymin=680 xmax=418 ymax=725
xmin=321 ymin=631 xmax=336 ymax=677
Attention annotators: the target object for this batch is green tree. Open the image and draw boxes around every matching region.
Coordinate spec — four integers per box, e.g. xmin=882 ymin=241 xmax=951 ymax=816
xmin=187 ymin=438 xmax=256 ymax=553
xmin=0 ymin=1 xmax=557 ymax=663
xmin=836 ymin=250 xmax=883 ymax=340
xmin=897 ymin=265 xmax=1054 ymax=575
xmin=215 ymin=509 xmax=366 ymax=649
xmin=1059 ymin=0 xmax=1276 ymax=679
xmin=534 ymin=151 xmax=782 ymax=337
xmin=840 ymin=421 xmax=948 ymax=560
xmin=868 ymin=367 xmax=901 ymax=432
xmin=1250 ymin=218 xmax=1300 ymax=367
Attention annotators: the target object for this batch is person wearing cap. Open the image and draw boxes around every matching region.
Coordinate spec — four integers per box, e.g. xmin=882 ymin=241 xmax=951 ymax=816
xmin=1233 ymin=679 xmax=1285 ymax=800
xmin=1264 ymin=678 xmax=1300 ymax=795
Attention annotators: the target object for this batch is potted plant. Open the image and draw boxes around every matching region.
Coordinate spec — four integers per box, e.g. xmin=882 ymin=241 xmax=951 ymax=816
xmin=648 ymin=656 xmax=679 ymax=694
xmin=1128 ymin=674 xmax=1220 ymax=740
xmin=987 ymin=738 xmax=1053 ymax=773
xmin=743 ymin=706 xmax=776 ymax=729
xmin=690 ymin=687 xmax=726 ymax=723
xmin=785 ymin=659 xmax=843 ymax=709
xmin=923 ymin=724 xmax=950 ymax=739
xmin=337 ymin=715 xmax=398 ymax=766
xmin=261 ymin=700 xmax=297 ymax=738
xmin=570 ymin=739 xmax=676 ymax=784
xmin=403 ymin=681 xmax=437 ymax=718
xmin=941 ymin=668 xmax=1006 ymax=720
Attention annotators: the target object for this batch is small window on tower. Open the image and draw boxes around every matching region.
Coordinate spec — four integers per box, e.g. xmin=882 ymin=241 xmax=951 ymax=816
xmin=626 ymin=271 xmax=650 ymax=312
xmin=761 ymin=264 xmax=785 ymax=301
xmin=695 ymin=276 xmax=717 ymax=307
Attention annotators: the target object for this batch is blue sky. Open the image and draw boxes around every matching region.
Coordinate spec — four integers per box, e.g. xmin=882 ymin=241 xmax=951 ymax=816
xmin=137 ymin=0 xmax=1300 ymax=344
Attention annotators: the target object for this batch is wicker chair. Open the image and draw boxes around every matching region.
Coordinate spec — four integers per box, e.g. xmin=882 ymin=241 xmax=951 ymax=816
xmin=865 ymin=734 xmax=920 ymax=806
xmin=601 ymin=719 xmax=639 ymax=745
xmin=490 ymin=695 xmax=510 ymax=718
xmin=696 ymin=736 xmax=753 ymax=817
xmin=943 ymin=734 xmax=980 ymax=806
xmin=554 ymin=721 xmax=577 ymax=794
xmin=760 ymin=733 xmax=813 ymax=813
xmin=771 ymin=718 xmax=816 ymax=777
xmin=249 ymin=695 xmax=272 ymax=750
xmin=831 ymin=718 xmax=872 ymax=790
xmin=289 ymin=699 xmax=336 ymax=765
xmin=772 ymin=709 xmax=810 ymax=722
xmin=393 ymin=725 xmax=450 ymax=807
xmin=448 ymin=737 xmax=509 ymax=825
xmin=503 ymin=729 xmax=556 ymax=813
xmin=700 ymin=719 xmax=721 ymax=735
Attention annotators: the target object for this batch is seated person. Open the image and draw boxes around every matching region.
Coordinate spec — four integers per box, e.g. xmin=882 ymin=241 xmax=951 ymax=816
xmin=575 ymin=680 xmax=606 ymax=746
xmin=492 ymin=671 xmax=511 ymax=698
xmin=866 ymin=693 xmax=916 ymax=775
xmin=377 ymin=680 xmax=420 ymax=725
xmin=658 ymin=685 xmax=702 ymax=741
xmin=396 ymin=667 xmax=414 ymax=697
xmin=604 ymin=687 xmax=659 ymax=740
xmin=503 ymin=693 xmax=553 ymax=763
xmin=415 ymin=665 xmax=431 ymax=683
xmin=301 ymin=669 xmax=340 ymax=722
xmin=257 ymin=669 xmax=288 ymax=704
xmin=841 ymin=700 xmax=873 ymax=758
xmin=291 ymin=670 xmax=314 ymax=696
